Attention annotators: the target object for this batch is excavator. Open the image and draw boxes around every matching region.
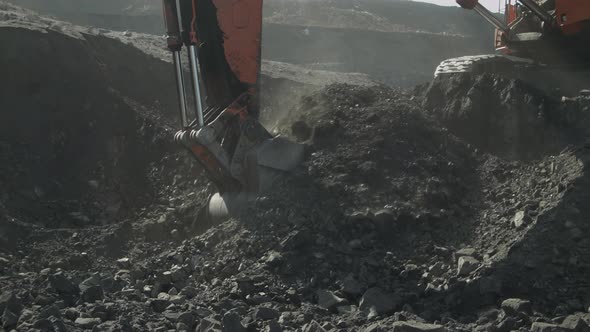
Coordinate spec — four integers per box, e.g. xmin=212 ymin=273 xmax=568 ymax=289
xmin=161 ymin=0 xmax=589 ymax=222
xmin=436 ymin=0 xmax=590 ymax=87
xmin=160 ymin=0 xmax=304 ymax=222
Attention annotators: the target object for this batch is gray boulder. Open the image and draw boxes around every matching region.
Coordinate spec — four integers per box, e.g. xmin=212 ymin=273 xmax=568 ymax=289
xmin=0 ymin=292 xmax=22 ymax=314
xmin=74 ymin=317 xmax=101 ymax=329
xmin=391 ymin=321 xmax=446 ymax=332
xmin=49 ymin=273 xmax=79 ymax=294
xmin=302 ymin=320 xmax=327 ymax=332
xmin=222 ymin=312 xmax=245 ymax=332
xmin=363 ymin=323 xmax=386 ymax=332
xmin=342 ymin=276 xmax=363 ymax=296
xmin=254 ymin=307 xmax=280 ymax=321
xmin=530 ymin=322 xmax=569 ymax=332
xmin=195 ymin=317 xmax=223 ymax=332
xmin=457 ymin=256 xmax=480 ymax=276
xmin=513 ymin=211 xmax=531 ymax=228
xmin=501 ymin=298 xmax=532 ymax=316
xmin=561 ymin=314 xmax=590 ymax=332
xmin=178 ymin=312 xmax=195 ymax=328
xmin=150 ymin=299 xmax=170 ymax=313
xmin=2 ymin=309 xmax=19 ymax=329
xmin=316 ymin=289 xmax=345 ymax=310
xmin=359 ymin=288 xmax=400 ymax=317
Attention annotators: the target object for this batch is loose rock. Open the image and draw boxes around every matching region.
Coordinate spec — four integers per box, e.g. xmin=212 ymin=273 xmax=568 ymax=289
xmin=0 ymin=292 xmax=22 ymax=314
xmin=74 ymin=317 xmax=101 ymax=329
xmin=150 ymin=299 xmax=171 ymax=313
xmin=302 ymin=320 xmax=327 ymax=332
xmin=501 ymin=298 xmax=533 ymax=316
xmin=222 ymin=311 xmax=246 ymax=332
xmin=359 ymin=288 xmax=400 ymax=317
xmin=254 ymin=307 xmax=280 ymax=321
xmin=196 ymin=317 xmax=223 ymax=332
xmin=316 ymin=289 xmax=346 ymax=309
xmin=342 ymin=276 xmax=363 ymax=296
xmin=457 ymin=256 xmax=480 ymax=276
xmin=513 ymin=211 xmax=531 ymax=228
xmin=49 ymin=273 xmax=78 ymax=295
xmin=391 ymin=321 xmax=446 ymax=332
xmin=530 ymin=322 xmax=569 ymax=332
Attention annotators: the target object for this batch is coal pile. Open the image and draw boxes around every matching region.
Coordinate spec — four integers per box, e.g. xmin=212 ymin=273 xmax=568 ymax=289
xmin=3 ymin=74 xmax=590 ymax=331
xmin=421 ymin=74 xmax=590 ymax=160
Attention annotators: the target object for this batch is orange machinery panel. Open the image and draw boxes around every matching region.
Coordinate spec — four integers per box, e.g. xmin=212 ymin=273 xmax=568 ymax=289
xmin=212 ymin=0 xmax=263 ymax=87
xmin=495 ymin=2 xmax=518 ymax=52
xmin=506 ymin=2 xmax=518 ymax=25
xmin=555 ymin=0 xmax=590 ymax=35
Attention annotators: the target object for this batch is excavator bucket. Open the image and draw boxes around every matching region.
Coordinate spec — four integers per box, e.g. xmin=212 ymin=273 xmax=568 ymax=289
xmin=162 ymin=0 xmax=304 ymax=223
xmin=207 ymin=137 xmax=305 ymax=221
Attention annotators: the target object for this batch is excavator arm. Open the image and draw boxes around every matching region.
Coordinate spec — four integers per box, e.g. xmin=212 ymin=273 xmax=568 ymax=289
xmin=163 ymin=0 xmax=261 ymax=120
xmin=162 ymin=0 xmax=304 ymax=220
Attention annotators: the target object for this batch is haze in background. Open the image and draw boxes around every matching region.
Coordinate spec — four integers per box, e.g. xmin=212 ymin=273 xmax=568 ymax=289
xmin=417 ymin=0 xmax=503 ymax=12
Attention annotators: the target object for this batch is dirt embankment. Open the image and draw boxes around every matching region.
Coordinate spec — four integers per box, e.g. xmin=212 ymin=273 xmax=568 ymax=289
xmin=0 ymin=15 xmax=208 ymax=237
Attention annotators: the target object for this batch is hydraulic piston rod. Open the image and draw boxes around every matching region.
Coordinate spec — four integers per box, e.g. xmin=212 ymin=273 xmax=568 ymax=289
xmin=518 ymin=0 xmax=553 ymax=25
xmin=162 ymin=0 xmax=206 ymax=129
xmin=173 ymin=51 xmax=189 ymax=128
xmin=473 ymin=3 xmax=510 ymax=34
xmin=188 ymin=45 xmax=205 ymax=127
xmin=457 ymin=0 xmax=510 ymax=34
xmin=163 ymin=0 xmax=190 ymax=128
xmin=187 ymin=0 xmax=206 ymax=127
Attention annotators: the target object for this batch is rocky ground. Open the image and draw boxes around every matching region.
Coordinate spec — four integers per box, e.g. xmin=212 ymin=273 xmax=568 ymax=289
xmin=3 ymin=2 xmax=590 ymax=332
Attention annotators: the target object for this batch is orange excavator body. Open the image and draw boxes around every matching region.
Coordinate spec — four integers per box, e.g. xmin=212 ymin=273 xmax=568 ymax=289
xmin=458 ymin=0 xmax=590 ymax=64
xmin=186 ymin=0 xmax=263 ymax=117
xmin=437 ymin=0 xmax=590 ymax=89
xmin=211 ymin=0 xmax=263 ymax=86
xmin=555 ymin=0 xmax=590 ymax=35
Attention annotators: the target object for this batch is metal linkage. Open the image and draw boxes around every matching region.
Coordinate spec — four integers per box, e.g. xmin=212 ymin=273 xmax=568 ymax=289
xmin=473 ymin=2 xmax=511 ymax=34
xmin=189 ymin=45 xmax=205 ymax=127
xmin=163 ymin=0 xmax=190 ymax=128
xmin=175 ymin=0 xmax=206 ymax=127
xmin=518 ymin=0 xmax=554 ymax=25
